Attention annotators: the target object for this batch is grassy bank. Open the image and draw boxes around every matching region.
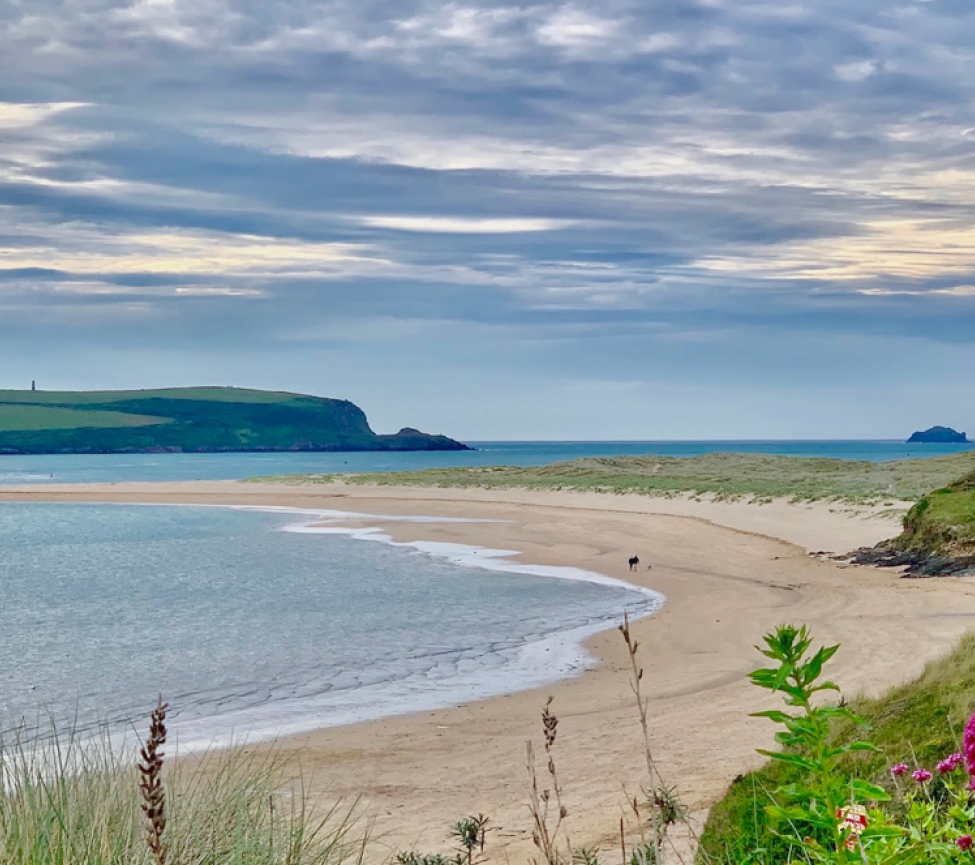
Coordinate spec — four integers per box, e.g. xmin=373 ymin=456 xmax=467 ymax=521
xmin=698 ymin=630 xmax=975 ymax=863
xmin=259 ymin=450 xmax=975 ymax=503
xmin=850 ymin=467 xmax=975 ymax=574
xmin=899 ymin=468 xmax=975 ymax=558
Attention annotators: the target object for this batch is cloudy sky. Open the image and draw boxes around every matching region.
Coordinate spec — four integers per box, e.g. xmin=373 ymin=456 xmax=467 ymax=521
xmin=2 ymin=0 xmax=974 ymax=439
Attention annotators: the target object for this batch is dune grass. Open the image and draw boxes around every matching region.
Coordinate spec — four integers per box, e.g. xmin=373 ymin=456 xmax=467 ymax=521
xmin=259 ymin=450 xmax=975 ymax=503
xmin=697 ymin=630 xmax=975 ymax=863
xmin=0 ymin=723 xmax=367 ymax=865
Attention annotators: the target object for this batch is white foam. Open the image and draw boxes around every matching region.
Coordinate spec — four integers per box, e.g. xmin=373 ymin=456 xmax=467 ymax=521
xmin=159 ymin=505 xmax=665 ymax=752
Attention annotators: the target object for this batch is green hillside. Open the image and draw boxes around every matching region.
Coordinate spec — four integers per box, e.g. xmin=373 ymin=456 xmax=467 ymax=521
xmin=0 ymin=387 xmax=468 ymax=454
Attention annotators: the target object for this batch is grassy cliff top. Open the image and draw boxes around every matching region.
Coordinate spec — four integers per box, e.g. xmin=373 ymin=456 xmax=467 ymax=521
xmin=268 ymin=450 xmax=975 ymax=503
xmin=0 ymin=386 xmax=322 ymax=412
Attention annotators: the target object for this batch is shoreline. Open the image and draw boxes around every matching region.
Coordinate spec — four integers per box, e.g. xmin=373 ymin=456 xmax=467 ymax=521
xmin=126 ymin=503 xmax=665 ymax=751
xmin=4 ymin=481 xmax=975 ymax=861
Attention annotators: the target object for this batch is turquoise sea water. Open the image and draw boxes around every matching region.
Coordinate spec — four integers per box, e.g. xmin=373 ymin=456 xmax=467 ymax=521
xmin=0 ymin=440 xmax=971 ymax=485
xmin=0 ymin=503 xmax=659 ymax=748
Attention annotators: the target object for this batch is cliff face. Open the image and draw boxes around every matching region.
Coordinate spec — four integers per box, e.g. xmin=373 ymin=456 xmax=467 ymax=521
xmin=907 ymin=426 xmax=969 ymax=443
xmin=0 ymin=388 xmax=470 ymax=454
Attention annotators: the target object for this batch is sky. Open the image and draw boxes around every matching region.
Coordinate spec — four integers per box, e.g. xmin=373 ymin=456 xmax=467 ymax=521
xmin=2 ymin=0 xmax=974 ymax=440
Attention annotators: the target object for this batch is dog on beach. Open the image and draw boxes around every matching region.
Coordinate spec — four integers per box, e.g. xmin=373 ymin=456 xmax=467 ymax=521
xmin=628 ymin=554 xmax=639 ymax=571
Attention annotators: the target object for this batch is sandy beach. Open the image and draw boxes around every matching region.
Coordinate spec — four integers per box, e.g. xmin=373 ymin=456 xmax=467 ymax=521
xmin=3 ymin=480 xmax=975 ymax=862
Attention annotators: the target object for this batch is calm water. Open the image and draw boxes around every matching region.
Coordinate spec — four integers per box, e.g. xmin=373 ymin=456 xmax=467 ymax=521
xmin=0 ymin=503 xmax=659 ymax=747
xmin=0 ymin=440 xmax=971 ymax=485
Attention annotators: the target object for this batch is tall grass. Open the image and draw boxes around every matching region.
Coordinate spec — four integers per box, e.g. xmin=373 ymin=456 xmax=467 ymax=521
xmin=0 ymin=714 xmax=367 ymax=865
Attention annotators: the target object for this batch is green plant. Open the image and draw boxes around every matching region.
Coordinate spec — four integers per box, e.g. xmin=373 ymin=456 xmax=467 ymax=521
xmin=749 ymin=624 xmax=890 ymax=861
xmin=732 ymin=624 xmax=975 ymax=863
xmin=700 ymin=631 xmax=975 ymax=861
xmin=395 ymin=853 xmax=462 ymax=865
xmin=572 ymin=846 xmax=602 ymax=865
xmin=396 ymin=814 xmax=491 ymax=865
xmin=451 ymin=815 xmax=489 ymax=865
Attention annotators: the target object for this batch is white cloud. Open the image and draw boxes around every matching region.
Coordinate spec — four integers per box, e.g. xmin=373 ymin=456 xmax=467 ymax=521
xmin=356 ymin=216 xmax=575 ymax=234
xmin=0 ymin=102 xmax=88 ymax=129
xmin=535 ymin=7 xmax=620 ymax=50
xmin=833 ymin=60 xmax=878 ymax=82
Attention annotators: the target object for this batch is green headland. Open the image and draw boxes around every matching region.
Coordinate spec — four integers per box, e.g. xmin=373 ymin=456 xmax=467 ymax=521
xmin=0 ymin=387 xmax=468 ymax=454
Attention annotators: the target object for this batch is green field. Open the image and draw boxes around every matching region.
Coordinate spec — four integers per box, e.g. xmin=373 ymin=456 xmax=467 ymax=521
xmin=0 ymin=387 xmax=467 ymax=454
xmin=0 ymin=387 xmax=310 ymax=406
xmin=0 ymin=404 xmax=169 ymax=432
xmin=266 ymin=450 xmax=975 ymax=503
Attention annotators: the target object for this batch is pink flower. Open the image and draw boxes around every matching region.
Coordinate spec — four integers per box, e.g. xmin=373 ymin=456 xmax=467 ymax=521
xmin=938 ymin=753 xmax=964 ymax=773
xmin=912 ymin=769 xmax=933 ymax=784
xmin=958 ymin=835 xmax=974 ymax=852
xmin=964 ymin=714 xmax=975 ymax=776
xmin=891 ymin=763 xmax=909 ymax=778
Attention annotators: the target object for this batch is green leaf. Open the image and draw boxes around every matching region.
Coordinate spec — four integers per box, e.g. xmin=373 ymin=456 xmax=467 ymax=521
xmin=860 ymin=825 xmax=908 ymax=840
xmin=850 ymin=779 xmax=891 ymax=802
xmin=809 ymin=679 xmax=840 ymax=693
xmin=757 ymin=750 xmax=818 ymax=772
xmin=750 ymin=709 xmax=795 ymax=724
xmin=846 ymin=741 xmax=881 ymax=753
xmin=772 ymin=662 xmax=794 ymax=691
xmin=764 ymin=803 xmax=814 ymax=823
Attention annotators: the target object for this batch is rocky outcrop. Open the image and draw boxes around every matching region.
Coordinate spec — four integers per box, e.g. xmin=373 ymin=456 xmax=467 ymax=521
xmin=849 ymin=543 xmax=975 ymax=577
xmin=378 ymin=427 xmax=471 ymax=451
xmin=907 ymin=426 xmax=969 ymax=443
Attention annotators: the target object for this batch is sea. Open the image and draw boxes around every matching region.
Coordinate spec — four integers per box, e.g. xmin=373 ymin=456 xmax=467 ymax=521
xmin=0 ymin=439 xmax=970 ymax=749
xmin=0 ymin=502 xmax=660 ymax=749
xmin=0 ymin=439 xmax=971 ymax=485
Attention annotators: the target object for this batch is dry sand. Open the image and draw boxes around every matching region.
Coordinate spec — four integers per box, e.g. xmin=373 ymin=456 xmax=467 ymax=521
xmin=3 ymin=480 xmax=974 ymax=862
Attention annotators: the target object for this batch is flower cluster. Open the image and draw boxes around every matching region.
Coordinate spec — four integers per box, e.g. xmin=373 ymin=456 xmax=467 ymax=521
xmin=937 ymin=752 xmax=964 ymax=774
xmin=966 ymin=715 xmax=975 ymax=777
xmin=894 ymin=750 xmax=966 ymax=785
xmin=890 ymin=737 xmax=975 ymax=856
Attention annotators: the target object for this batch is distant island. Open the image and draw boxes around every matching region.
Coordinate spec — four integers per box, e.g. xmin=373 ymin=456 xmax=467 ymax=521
xmin=0 ymin=387 xmax=470 ymax=454
xmin=907 ymin=426 xmax=969 ymax=444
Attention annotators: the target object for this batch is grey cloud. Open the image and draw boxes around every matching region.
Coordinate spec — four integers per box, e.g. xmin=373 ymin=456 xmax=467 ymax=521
xmin=2 ymin=0 xmax=975 ymax=435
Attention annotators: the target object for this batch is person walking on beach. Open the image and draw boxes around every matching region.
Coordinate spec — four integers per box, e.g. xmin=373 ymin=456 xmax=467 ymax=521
xmin=628 ymin=554 xmax=639 ymax=571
